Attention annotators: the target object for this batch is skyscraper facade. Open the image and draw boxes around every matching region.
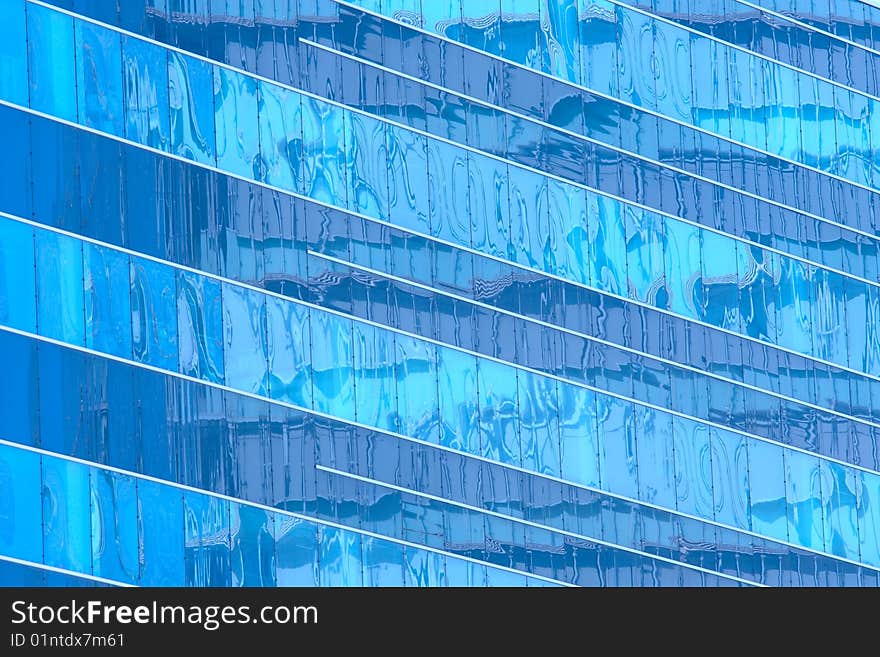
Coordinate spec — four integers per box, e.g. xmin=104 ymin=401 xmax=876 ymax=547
xmin=0 ymin=0 xmax=879 ymax=587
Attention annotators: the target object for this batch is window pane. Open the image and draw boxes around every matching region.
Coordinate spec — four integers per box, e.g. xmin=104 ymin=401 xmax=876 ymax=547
xmin=131 ymin=256 xmax=179 ymax=371
xmin=84 ymin=243 xmax=132 ymax=358
xmin=42 ymin=456 xmax=91 ymax=574
xmin=214 ymin=67 xmax=260 ymax=178
xmin=222 ymin=282 xmax=268 ymax=395
xmin=0 ymin=444 xmax=41 ymax=562
xmin=74 ymin=19 xmax=124 ymax=135
xmin=90 ymin=469 xmax=138 ymax=584
xmin=177 ymin=270 xmax=224 ymax=383
xmin=0 ymin=218 xmax=35 ymax=332
xmin=122 ymin=35 xmax=170 ymax=149
xmin=36 ymin=230 xmax=84 ymax=345
xmin=27 ymin=4 xmax=77 ymax=121
xmin=168 ymin=52 xmax=216 ymax=164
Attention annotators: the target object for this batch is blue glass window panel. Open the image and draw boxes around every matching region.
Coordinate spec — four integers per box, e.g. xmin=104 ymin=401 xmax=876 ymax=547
xmin=444 ymin=557 xmax=488 ymax=586
xmin=301 ymin=97 xmax=347 ymax=204
xmin=507 ymin=165 xmax=547 ymax=270
xmin=663 ymin=218 xmax=701 ymax=317
xmin=499 ymin=0 xmax=543 ymax=70
xmin=775 ymin=258 xmax=814 ymax=356
xmin=231 ymin=503 xmax=275 ymax=586
xmin=577 ymin=0 xmax=618 ymax=95
xmin=176 ymin=270 xmax=224 ymax=383
xmin=709 ymin=428 xmax=751 ymax=531
xmin=651 ymin=10 xmax=690 ymax=122
xmin=0 ymin=0 xmax=27 ymax=106
xmin=83 ymin=243 xmax=131 ymax=358
xmin=437 ymin=346 xmax=480 ymax=454
xmin=266 ymin=295 xmax=312 ymax=408
xmin=543 ymin=0 xmax=579 ymax=81
xmin=183 ymin=490 xmax=231 ymax=587
xmin=699 ymin=227 xmax=740 ymax=330
xmin=428 ymin=138 xmax=471 ymax=245
xmin=596 ymin=395 xmax=638 ymax=498
xmin=42 ymin=456 xmax=91 ymax=574
xmin=856 ymin=471 xmax=880 ymax=568
xmin=625 ymin=207 xmax=667 ymax=308
xmin=635 ymin=406 xmax=676 ymax=510
xmin=0 ymin=444 xmax=41 ymax=561
xmin=738 ymin=241 xmax=778 ymax=343
xmin=274 ymin=515 xmax=318 ymax=586
xmin=820 ymin=460 xmax=859 ymax=561
xmin=518 ymin=369 xmax=560 ymax=477
xmin=469 ymin=151 xmax=510 ymax=260
xmin=747 ymin=439 xmax=788 ymax=542
xmin=588 ymin=192 xmax=627 ymax=296
xmin=811 ymin=269 xmax=848 ymax=366
xmin=615 ymin=5 xmax=656 ymax=110
xmin=478 ymin=358 xmax=520 ymax=464
xmin=74 ymin=19 xmax=123 ymax=136
xmin=547 ymin=180 xmax=589 ymax=284
xmin=486 ymin=565 xmax=529 ymax=587
xmin=672 ymin=415 xmax=713 ymax=519
xmin=404 ymin=546 xmax=447 ymax=587
xmin=130 ymin=256 xmax=178 ymax=371
xmin=259 ymin=81 xmax=303 ymax=190
xmin=89 ymin=469 xmax=138 ymax=584
xmin=387 ymin=124 xmax=430 ymax=234
xmin=352 ymin=321 xmax=397 ymax=432
xmin=35 ymin=230 xmax=84 ymax=346
xmin=558 ymin=382 xmax=599 ymax=487
xmin=214 ymin=67 xmax=260 ymax=178
xmin=319 ymin=526 xmax=363 ymax=586
xmin=362 ymin=535 xmax=405 ymax=587
xmin=395 ymin=333 xmax=439 ymax=443
xmin=27 ymin=4 xmax=77 ymax=121
xmin=138 ymin=479 xmax=184 ymax=586
xmin=783 ymin=449 xmax=825 ymax=552
xmin=310 ymin=311 xmax=355 ymax=421
xmin=122 ymin=36 xmax=170 ymax=150
xmin=168 ymin=52 xmax=215 ymax=164
xmin=221 ymin=282 xmax=268 ymax=395
xmin=344 ymin=110 xmax=389 ymax=219
xmin=0 ymin=219 xmax=35 ymax=332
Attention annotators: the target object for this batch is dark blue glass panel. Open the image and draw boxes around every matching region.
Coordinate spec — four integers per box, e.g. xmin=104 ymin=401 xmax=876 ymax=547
xmin=231 ymin=503 xmax=275 ymax=586
xmin=0 ymin=218 xmax=36 ymax=333
xmin=90 ymin=469 xmax=139 ymax=584
xmin=138 ymin=478 xmax=185 ymax=586
xmin=168 ymin=52 xmax=216 ymax=164
xmin=176 ymin=270 xmax=224 ymax=383
xmin=42 ymin=456 xmax=91 ymax=574
xmin=130 ymin=255 xmax=179 ymax=371
xmin=123 ymin=35 xmax=171 ymax=149
xmin=0 ymin=444 xmax=42 ymax=562
xmin=183 ymin=489 xmax=231 ymax=586
xmin=0 ymin=0 xmax=28 ymax=106
xmin=84 ymin=243 xmax=132 ymax=358
xmin=35 ymin=230 xmax=84 ymax=345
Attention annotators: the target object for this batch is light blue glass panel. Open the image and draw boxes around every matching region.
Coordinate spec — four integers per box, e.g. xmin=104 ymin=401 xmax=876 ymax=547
xmin=84 ymin=243 xmax=132 ymax=358
xmin=177 ymin=270 xmax=224 ymax=383
xmin=775 ymin=258 xmax=814 ymax=356
xmin=122 ymin=36 xmax=170 ymax=150
xmin=519 ymin=369 xmax=560 ymax=477
xmin=352 ymin=321 xmax=397 ymax=432
xmin=699 ymin=227 xmax=740 ymax=330
xmin=445 ymin=557 xmax=489 ymax=586
xmin=138 ymin=479 xmax=184 ymax=586
xmin=507 ymin=166 xmax=547 ymax=270
xmin=558 ymin=382 xmax=599 ymax=487
xmin=36 ymin=230 xmax=84 ymax=345
xmin=42 ymin=456 xmax=91 ymax=574
xmin=266 ymin=295 xmax=311 ymax=408
xmin=130 ymin=256 xmax=178 ymax=371
xmin=0 ymin=0 xmax=28 ymax=106
xmin=404 ymin=546 xmax=446 ymax=587
xmin=709 ymin=428 xmax=750 ymax=531
xmin=387 ymin=124 xmax=430 ymax=234
xmin=588 ymin=192 xmax=627 ymax=295
xmin=362 ymin=536 xmax=404 ymax=587
xmin=597 ymin=395 xmax=637 ymax=498
xmin=625 ymin=207 xmax=667 ymax=307
xmin=547 ymin=180 xmax=589 ymax=284
xmin=344 ymin=110 xmax=389 ymax=219
xmin=615 ymin=3 xmax=655 ymax=109
xmin=74 ymin=19 xmax=123 ymax=135
xmin=27 ymin=4 xmax=77 ymax=121
xmin=183 ymin=490 xmax=231 ymax=587
xmin=635 ymin=406 xmax=675 ymax=509
xmin=90 ymin=469 xmax=138 ymax=584
xmin=395 ymin=333 xmax=439 ymax=443
xmin=258 ymin=81 xmax=303 ymax=190
xmin=543 ymin=0 xmax=579 ymax=81
xmin=747 ymin=439 xmax=788 ymax=542
xmin=319 ymin=526 xmax=363 ymax=586
xmin=651 ymin=8 xmax=690 ymax=122
xmin=310 ymin=311 xmax=355 ymax=421
xmin=738 ymin=241 xmax=778 ymax=343
xmin=214 ymin=67 xmax=260 ymax=178
xmin=577 ymin=0 xmax=618 ymax=95
xmin=301 ymin=97 xmax=347 ymax=204
xmin=783 ymin=449 xmax=825 ymax=552
xmin=222 ymin=282 xmax=268 ymax=395
xmin=0 ymin=444 xmax=41 ymax=561
xmin=486 ymin=566 xmax=529 ymax=586
xmin=478 ymin=358 xmax=521 ymax=464
xmin=469 ymin=151 xmax=510 ymax=260
xmin=663 ymin=218 xmax=701 ymax=317
xmin=168 ymin=52 xmax=215 ymax=164
xmin=421 ymin=0 xmax=461 ymax=36
xmin=811 ymin=269 xmax=847 ymax=366
xmin=231 ymin=503 xmax=275 ymax=586
xmin=274 ymin=515 xmax=318 ymax=586
xmin=0 ymin=219 xmax=36 ymax=332
xmin=428 ymin=138 xmax=471 ymax=245
xmin=437 ymin=346 xmax=480 ymax=454
xmin=821 ymin=461 xmax=859 ymax=561
xmin=857 ymin=471 xmax=880 ymax=568
xmin=500 ymin=0 xmax=543 ymax=70
xmin=672 ymin=415 xmax=713 ymax=519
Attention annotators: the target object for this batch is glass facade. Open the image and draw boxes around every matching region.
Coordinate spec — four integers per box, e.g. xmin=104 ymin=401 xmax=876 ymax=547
xmin=0 ymin=0 xmax=879 ymax=587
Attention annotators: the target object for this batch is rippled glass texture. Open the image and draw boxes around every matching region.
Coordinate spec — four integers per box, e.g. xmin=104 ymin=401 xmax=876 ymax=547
xmin=1 ymin=0 xmax=880 ymax=588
